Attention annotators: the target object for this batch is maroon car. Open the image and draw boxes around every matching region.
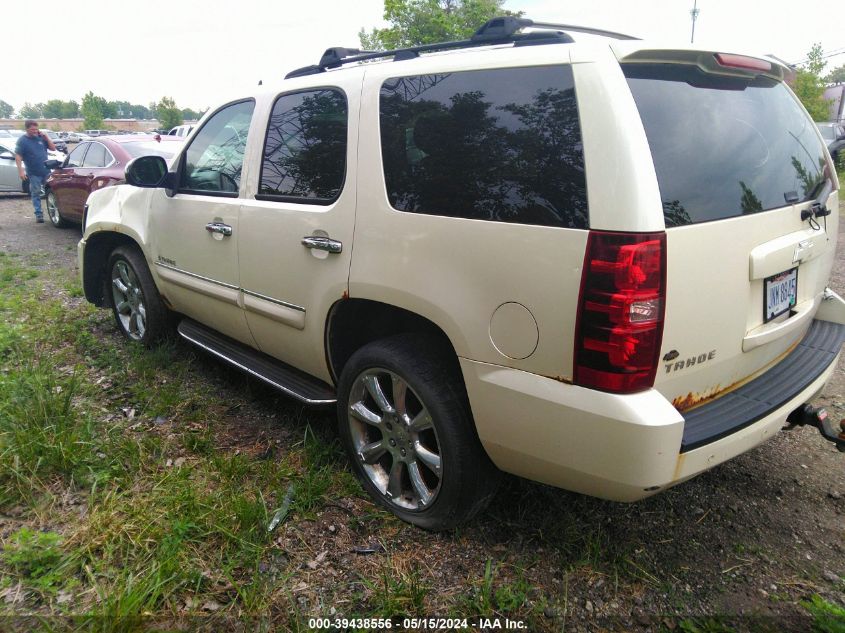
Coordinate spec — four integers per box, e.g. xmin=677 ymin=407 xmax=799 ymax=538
xmin=45 ymin=135 xmax=185 ymax=228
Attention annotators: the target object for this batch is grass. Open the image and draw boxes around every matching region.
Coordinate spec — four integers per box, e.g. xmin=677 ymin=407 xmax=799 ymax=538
xmin=2 ymin=229 xmax=844 ymax=629
xmin=0 ymin=248 xmax=568 ymax=626
xmin=802 ymin=595 xmax=845 ymax=633
xmin=0 ymin=251 xmax=348 ymax=625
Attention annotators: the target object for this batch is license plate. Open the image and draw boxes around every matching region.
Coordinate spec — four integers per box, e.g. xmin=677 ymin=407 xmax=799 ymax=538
xmin=764 ymin=268 xmax=798 ymax=322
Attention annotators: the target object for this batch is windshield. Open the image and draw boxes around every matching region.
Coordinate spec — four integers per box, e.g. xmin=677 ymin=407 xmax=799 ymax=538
xmin=625 ymin=64 xmax=828 ymax=227
xmin=120 ymin=141 xmax=182 ymax=160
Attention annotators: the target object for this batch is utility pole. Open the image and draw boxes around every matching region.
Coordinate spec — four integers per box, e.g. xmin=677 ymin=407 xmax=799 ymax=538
xmin=690 ymin=0 xmax=700 ymax=44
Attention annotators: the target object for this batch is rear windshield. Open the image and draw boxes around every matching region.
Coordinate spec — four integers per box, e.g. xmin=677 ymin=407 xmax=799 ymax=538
xmin=120 ymin=141 xmax=182 ymax=160
xmin=624 ymin=64 xmax=828 ymax=227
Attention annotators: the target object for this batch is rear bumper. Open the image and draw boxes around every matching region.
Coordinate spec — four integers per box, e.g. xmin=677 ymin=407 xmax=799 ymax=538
xmin=461 ymin=318 xmax=844 ymax=502
xmin=681 ymin=319 xmax=845 ymax=451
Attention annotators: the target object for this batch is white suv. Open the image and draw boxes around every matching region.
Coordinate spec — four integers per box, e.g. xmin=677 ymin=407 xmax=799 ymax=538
xmin=78 ymin=17 xmax=845 ymax=529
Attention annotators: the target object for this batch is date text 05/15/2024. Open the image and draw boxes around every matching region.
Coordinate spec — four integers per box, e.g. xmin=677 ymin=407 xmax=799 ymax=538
xmin=307 ymin=617 xmax=528 ymax=630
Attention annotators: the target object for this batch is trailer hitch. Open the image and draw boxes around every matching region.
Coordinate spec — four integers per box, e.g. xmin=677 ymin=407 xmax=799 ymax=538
xmin=784 ymin=404 xmax=845 ymax=452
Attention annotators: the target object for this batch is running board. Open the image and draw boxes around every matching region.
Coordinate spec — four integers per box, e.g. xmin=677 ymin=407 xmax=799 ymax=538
xmin=177 ymin=319 xmax=336 ymax=405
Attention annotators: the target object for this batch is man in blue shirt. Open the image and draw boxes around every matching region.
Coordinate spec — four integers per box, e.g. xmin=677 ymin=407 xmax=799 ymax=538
xmin=15 ymin=120 xmax=56 ymax=223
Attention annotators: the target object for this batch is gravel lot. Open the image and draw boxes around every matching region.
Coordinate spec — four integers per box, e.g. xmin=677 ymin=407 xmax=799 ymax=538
xmin=0 ymin=192 xmax=843 ymax=629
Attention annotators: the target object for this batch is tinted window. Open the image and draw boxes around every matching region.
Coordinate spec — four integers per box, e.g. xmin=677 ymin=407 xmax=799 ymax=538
xmin=67 ymin=144 xmax=87 ymax=168
xmin=625 ymin=64 xmax=829 ymax=227
xmin=258 ymin=89 xmax=347 ymax=203
xmin=82 ymin=143 xmax=108 ymax=168
xmin=380 ymin=66 xmax=587 ymax=228
xmin=181 ymin=100 xmax=254 ymax=194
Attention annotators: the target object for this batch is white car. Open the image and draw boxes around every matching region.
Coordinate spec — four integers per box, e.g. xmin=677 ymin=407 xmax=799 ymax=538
xmin=78 ymin=17 xmax=845 ymax=529
xmin=0 ymin=138 xmax=66 ymax=194
xmin=167 ymin=124 xmax=195 ymax=138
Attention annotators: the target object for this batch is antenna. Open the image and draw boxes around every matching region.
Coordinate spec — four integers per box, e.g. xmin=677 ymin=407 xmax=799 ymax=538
xmin=690 ymin=0 xmax=700 ymax=44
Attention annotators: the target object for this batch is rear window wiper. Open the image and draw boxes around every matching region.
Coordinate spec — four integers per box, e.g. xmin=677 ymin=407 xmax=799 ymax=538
xmin=800 ymin=176 xmax=833 ymax=227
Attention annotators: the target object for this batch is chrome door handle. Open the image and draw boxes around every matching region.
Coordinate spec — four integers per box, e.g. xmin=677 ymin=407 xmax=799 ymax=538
xmin=205 ymin=222 xmax=233 ymax=237
xmin=301 ymin=236 xmax=342 ymax=254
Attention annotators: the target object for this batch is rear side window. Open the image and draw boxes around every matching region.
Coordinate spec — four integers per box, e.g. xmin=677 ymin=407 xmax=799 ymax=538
xmin=380 ymin=66 xmax=588 ymax=228
xmin=624 ymin=64 xmax=829 ymax=227
xmin=258 ymin=89 xmax=347 ymax=203
xmin=82 ymin=143 xmax=109 ymax=168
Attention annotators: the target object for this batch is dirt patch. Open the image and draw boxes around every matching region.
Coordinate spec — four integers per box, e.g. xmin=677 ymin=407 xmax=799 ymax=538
xmin=1 ymin=193 xmax=843 ymax=628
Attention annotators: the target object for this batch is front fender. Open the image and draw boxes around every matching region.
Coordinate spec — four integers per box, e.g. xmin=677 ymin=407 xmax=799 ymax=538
xmin=80 ymin=185 xmax=157 ymax=306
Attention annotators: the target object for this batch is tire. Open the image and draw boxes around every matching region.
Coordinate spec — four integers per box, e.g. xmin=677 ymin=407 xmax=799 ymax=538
xmin=45 ymin=190 xmax=69 ymax=228
xmin=337 ymin=335 xmax=500 ymax=530
xmin=106 ymin=245 xmax=168 ymax=346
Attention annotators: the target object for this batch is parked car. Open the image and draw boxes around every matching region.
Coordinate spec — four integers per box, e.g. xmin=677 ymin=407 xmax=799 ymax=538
xmin=0 ymin=139 xmax=65 ymax=194
xmin=167 ymin=124 xmax=195 ymax=138
xmin=83 ymin=129 xmax=112 ymax=138
xmin=44 ymin=135 xmax=184 ymax=227
xmin=817 ymin=122 xmax=845 ymax=164
xmin=78 ymin=17 xmax=845 ymax=529
xmin=42 ymin=130 xmax=68 ymax=153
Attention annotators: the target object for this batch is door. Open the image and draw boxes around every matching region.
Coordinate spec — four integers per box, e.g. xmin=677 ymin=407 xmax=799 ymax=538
xmin=50 ymin=143 xmax=89 ymax=214
xmin=147 ymin=99 xmax=257 ymax=346
xmin=237 ymin=77 xmax=361 ymax=382
xmin=72 ymin=141 xmax=114 ymax=220
xmin=0 ymin=143 xmax=19 ymax=191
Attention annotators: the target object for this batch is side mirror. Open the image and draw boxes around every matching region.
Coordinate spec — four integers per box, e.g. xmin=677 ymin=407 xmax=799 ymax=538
xmin=125 ymin=155 xmax=168 ymax=188
xmin=0 ymin=150 xmax=14 ymax=160
xmin=44 ymin=159 xmax=62 ymax=170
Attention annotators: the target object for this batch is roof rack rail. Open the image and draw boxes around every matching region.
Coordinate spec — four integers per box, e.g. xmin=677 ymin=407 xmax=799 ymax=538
xmin=284 ymin=16 xmax=639 ymax=79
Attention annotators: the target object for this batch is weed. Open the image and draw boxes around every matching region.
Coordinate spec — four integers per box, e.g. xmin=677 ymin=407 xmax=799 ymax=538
xmin=454 ymin=559 xmax=543 ymax=619
xmin=3 ymin=527 xmax=68 ymax=595
xmin=0 ymin=357 xmax=100 ymax=502
xmin=359 ymin=560 xmax=430 ymax=616
xmin=802 ymin=595 xmax=845 ymax=633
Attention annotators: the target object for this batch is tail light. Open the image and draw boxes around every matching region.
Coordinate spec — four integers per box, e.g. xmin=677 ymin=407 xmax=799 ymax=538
xmin=574 ymin=231 xmax=666 ymax=394
xmin=714 ymin=53 xmax=772 ymax=73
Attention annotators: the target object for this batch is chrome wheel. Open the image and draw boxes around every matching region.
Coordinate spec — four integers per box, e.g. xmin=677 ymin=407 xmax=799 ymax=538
xmin=46 ymin=191 xmax=64 ymax=227
xmin=110 ymin=259 xmax=147 ymax=340
xmin=347 ymin=368 xmax=442 ymax=511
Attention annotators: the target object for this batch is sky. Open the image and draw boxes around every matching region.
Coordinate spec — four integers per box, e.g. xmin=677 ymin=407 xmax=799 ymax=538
xmin=5 ymin=0 xmax=844 ymax=114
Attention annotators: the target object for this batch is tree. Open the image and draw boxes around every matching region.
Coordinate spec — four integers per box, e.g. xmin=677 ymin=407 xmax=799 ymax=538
xmin=157 ymin=96 xmax=183 ymax=129
xmin=360 ymin=0 xmax=518 ymax=49
xmin=826 ymin=64 xmax=845 ymax=85
xmin=81 ymin=91 xmax=106 ymax=129
xmin=181 ymin=108 xmax=202 ymax=121
xmin=20 ymin=102 xmax=42 ymax=119
xmin=0 ymin=100 xmax=13 ymax=118
xmin=792 ymin=43 xmax=831 ymax=121
xmin=62 ymin=100 xmax=80 ymax=118
xmin=42 ymin=99 xmax=65 ymax=118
